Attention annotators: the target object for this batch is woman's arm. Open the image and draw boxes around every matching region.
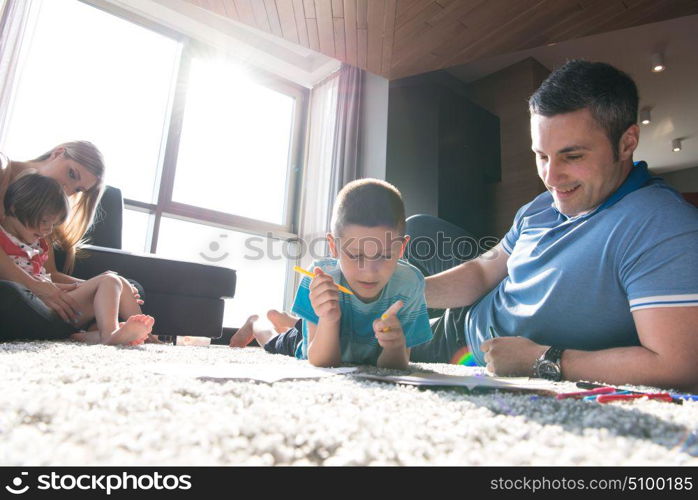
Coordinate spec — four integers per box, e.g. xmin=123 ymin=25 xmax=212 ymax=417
xmin=43 ymin=246 xmax=83 ymax=284
xmin=0 ymin=247 xmax=44 ymax=289
xmin=0 ymin=247 xmax=82 ymax=323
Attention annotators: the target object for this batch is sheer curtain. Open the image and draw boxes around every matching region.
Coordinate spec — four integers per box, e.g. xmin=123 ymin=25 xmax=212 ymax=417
xmin=296 ymin=63 xmax=363 ymax=270
xmin=0 ymin=0 xmax=39 ymax=144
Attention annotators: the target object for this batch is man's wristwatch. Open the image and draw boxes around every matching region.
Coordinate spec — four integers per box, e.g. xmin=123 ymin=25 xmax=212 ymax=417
xmin=533 ymin=346 xmax=564 ymax=381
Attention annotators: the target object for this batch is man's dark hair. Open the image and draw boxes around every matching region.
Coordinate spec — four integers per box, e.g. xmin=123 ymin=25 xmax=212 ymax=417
xmin=331 ymin=178 xmax=406 ymax=236
xmin=529 ymin=60 xmax=638 ymax=160
xmin=4 ymin=174 xmax=69 ymax=229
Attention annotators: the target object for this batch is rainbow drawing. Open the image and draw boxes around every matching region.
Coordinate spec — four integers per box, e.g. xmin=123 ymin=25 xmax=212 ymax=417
xmin=450 ymin=346 xmax=478 ymax=366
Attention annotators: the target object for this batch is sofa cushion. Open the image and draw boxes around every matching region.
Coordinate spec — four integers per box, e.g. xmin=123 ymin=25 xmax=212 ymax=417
xmin=73 ymin=245 xmax=236 ymax=299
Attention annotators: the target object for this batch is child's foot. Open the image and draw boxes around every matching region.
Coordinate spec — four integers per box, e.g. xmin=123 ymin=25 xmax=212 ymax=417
xmin=252 ymin=325 xmax=277 ymax=348
xmin=70 ymin=331 xmax=89 ymax=343
xmin=106 ymin=315 xmax=154 ymax=346
xmin=145 ymin=334 xmax=163 ymax=344
xmin=266 ymin=309 xmax=298 ymax=333
xmin=229 ymin=315 xmax=259 ymax=348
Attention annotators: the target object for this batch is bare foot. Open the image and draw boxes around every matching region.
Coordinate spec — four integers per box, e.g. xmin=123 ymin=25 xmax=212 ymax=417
xmin=106 ymin=314 xmax=154 ymax=346
xmin=70 ymin=331 xmax=89 ymax=343
xmin=266 ymin=309 xmax=299 ymax=333
xmin=229 ymin=315 xmax=259 ymax=348
xmin=70 ymin=330 xmax=102 ymax=344
xmin=253 ymin=328 xmax=277 ymax=348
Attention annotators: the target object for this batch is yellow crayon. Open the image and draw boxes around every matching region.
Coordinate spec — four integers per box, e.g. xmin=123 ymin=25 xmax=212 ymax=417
xmin=293 ymin=266 xmax=354 ymax=295
xmin=380 ymin=311 xmax=392 ymax=332
xmin=380 ymin=301 xmax=403 ymax=332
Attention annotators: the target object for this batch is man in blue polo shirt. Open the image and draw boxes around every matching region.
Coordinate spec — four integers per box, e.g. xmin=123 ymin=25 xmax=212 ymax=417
xmin=412 ymin=60 xmax=698 ymax=391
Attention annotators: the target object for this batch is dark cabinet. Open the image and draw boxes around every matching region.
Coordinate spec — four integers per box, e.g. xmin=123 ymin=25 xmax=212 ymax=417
xmin=386 ymin=72 xmax=500 ymax=237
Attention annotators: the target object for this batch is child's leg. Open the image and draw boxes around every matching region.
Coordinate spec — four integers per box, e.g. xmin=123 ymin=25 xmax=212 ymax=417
xmin=230 ymin=314 xmax=285 ymax=348
xmin=90 ymin=273 xmax=122 ymax=340
xmin=67 ymin=274 xmax=152 ymax=345
xmin=261 ymin=322 xmax=303 ymax=357
xmin=64 ymin=275 xmax=108 ymax=329
xmin=266 ymin=309 xmax=300 ymax=333
xmin=71 ymin=316 xmax=153 ymax=346
xmin=230 ymin=309 xmax=300 ymax=347
xmin=66 ymin=276 xmax=119 ymax=342
xmin=229 ymin=311 xmax=302 ymax=358
xmin=115 ymin=276 xmax=142 ymax=319
xmin=114 ymin=275 xmax=161 ymax=344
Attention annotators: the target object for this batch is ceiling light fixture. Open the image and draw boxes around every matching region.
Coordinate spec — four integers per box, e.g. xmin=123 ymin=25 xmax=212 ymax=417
xmin=651 ymin=53 xmax=665 ymax=73
xmin=672 ymin=139 xmax=682 ymax=152
xmin=640 ymin=108 xmax=651 ymax=125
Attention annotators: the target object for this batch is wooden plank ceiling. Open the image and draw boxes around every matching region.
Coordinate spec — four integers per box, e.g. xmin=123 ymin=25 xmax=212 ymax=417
xmin=184 ymin=0 xmax=698 ymax=79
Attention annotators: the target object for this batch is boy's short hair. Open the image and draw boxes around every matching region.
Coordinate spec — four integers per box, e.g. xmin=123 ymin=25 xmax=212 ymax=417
xmin=4 ymin=174 xmax=70 ymax=229
xmin=331 ymin=178 xmax=406 ymax=236
xmin=529 ymin=60 xmax=638 ymax=160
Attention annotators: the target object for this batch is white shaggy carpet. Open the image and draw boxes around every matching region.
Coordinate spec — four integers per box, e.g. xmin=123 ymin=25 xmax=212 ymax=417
xmin=1 ymin=341 xmax=696 ymax=466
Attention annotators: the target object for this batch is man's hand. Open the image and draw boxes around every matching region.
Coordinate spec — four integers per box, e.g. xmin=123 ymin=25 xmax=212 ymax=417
xmin=373 ymin=300 xmax=405 ymax=350
xmin=308 ymin=267 xmax=341 ymax=323
xmin=480 ymin=336 xmax=548 ymax=377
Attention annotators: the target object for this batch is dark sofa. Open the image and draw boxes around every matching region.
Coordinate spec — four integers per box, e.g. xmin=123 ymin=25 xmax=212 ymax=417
xmin=0 ymin=186 xmax=236 ymax=341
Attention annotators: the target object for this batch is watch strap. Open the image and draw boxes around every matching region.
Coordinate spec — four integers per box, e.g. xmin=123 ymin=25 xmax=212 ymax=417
xmin=543 ymin=346 xmax=564 ymax=364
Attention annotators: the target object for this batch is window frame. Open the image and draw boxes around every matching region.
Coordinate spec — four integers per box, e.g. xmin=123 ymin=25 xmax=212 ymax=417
xmin=83 ymin=0 xmax=307 ymax=241
xmin=80 ymin=0 xmax=308 ymax=315
xmin=150 ymin=40 xmax=308 ymax=252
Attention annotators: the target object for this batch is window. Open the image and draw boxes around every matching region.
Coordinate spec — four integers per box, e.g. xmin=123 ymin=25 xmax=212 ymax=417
xmin=156 ymin=217 xmax=291 ymax=327
xmin=122 ymin=208 xmax=150 ymax=254
xmin=172 ymin=55 xmax=296 ymax=226
xmin=2 ymin=0 xmax=179 ymax=204
xmin=1 ymin=0 xmax=307 ymax=327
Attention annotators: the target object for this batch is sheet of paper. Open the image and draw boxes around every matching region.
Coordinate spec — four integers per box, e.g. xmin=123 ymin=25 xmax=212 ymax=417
xmin=151 ymin=362 xmax=357 ymax=383
xmin=351 ymin=372 xmax=561 ymax=394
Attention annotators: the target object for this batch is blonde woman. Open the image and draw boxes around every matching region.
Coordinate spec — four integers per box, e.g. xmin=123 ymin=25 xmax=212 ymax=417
xmin=0 ymin=141 xmax=116 ymax=324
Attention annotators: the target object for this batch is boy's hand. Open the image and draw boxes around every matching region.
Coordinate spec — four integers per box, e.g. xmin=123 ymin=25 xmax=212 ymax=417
xmin=373 ymin=300 xmax=406 ymax=350
xmin=308 ymin=267 xmax=341 ymax=323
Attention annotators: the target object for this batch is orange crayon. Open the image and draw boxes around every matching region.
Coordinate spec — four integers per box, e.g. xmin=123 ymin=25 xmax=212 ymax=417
xmin=292 ymin=266 xmax=354 ymax=295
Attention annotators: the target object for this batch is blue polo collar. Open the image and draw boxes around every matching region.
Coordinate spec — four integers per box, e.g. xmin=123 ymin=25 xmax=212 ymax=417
xmin=597 ymin=161 xmax=652 ymax=211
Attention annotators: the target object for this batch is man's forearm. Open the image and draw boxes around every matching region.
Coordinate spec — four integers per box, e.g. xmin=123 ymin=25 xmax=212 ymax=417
xmin=424 ymin=244 xmax=509 ymax=309
xmin=562 ymin=346 xmax=698 ymax=392
xmin=425 ymin=261 xmax=489 ymax=309
xmin=307 ymin=319 xmax=341 ymax=367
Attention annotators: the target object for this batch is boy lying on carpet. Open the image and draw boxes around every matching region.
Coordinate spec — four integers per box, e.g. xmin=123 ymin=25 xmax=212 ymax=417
xmin=0 ymin=174 xmax=154 ymax=345
xmin=230 ymin=179 xmax=432 ymax=369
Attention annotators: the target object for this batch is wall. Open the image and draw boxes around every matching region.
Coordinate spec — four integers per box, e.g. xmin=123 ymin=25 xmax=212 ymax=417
xmin=462 ymin=57 xmax=549 ymax=237
xmin=384 ymin=73 xmax=500 ymax=236
xmin=366 ymin=56 xmax=550 ymax=237
xmin=385 ymin=83 xmax=440 ymax=218
xmin=660 ymin=166 xmax=698 ymax=192
xmin=359 ymin=71 xmax=389 ymax=180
